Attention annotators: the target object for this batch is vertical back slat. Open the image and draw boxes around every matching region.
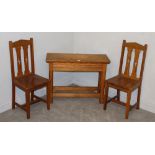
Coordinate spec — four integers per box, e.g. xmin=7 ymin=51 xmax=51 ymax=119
xmin=16 ymin=46 xmax=23 ymax=77
xmin=124 ymin=47 xmax=132 ymax=76
xmin=23 ymin=45 xmax=30 ymax=75
xmin=131 ymin=49 xmax=140 ymax=79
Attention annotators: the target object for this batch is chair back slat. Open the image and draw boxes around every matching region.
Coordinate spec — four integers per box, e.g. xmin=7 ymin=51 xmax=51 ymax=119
xmin=9 ymin=38 xmax=35 ymax=79
xmin=124 ymin=47 xmax=132 ymax=76
xmin=15 ymin=46 xmax=23 ymax=77
xmin=130 ymin=49 xmax=141 ymax=78
xmin=119 ymin=40 xmax=147 ymax=80
xmin=23 ymin=45 xmax=30 ymax=75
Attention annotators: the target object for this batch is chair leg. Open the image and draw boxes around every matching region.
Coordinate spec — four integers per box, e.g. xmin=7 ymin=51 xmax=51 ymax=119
xmin=12 ymin=84 xmax=16 ymax=109
xmin=31 ymin=91 xmax=34 ymax=102
xmin=49 ymin=70 xmax=53 ymax=104
xmin=104 ymin=83 xmax=109 ymax=110
xmin=136 ymin=86 xmax=141 ymax=110
xmin=125 ymin=92 xmax=131 ymax=119
xmin=46 ymin=82 xmax=51 ymax=110
xmin=25 ymin=91 xmax=30 ymax=119
xmin=117 ymin=90 xmax=120 ymax=101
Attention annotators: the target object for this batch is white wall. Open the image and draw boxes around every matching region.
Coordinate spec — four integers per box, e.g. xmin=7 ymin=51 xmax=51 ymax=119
xmin=0 ymin=32 xmax=74 ymax=112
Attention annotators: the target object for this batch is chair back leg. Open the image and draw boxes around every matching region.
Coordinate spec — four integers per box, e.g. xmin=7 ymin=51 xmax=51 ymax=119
xmin=12 ymin=84 xmax=16 ymax=109
xmin=104 ymin=84 xmax=109 ymax=110
xmin=46 ymin=82 xmax=51 ymax=110
xmin=31 ymin=91 xmax=34 ymax=102
xmin=117 ymin=90 xmax=120 ymax=101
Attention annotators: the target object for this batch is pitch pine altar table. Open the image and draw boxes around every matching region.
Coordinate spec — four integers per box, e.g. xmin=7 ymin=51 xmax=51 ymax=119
xmin=46 ymin=53 xmax=110 ymax=104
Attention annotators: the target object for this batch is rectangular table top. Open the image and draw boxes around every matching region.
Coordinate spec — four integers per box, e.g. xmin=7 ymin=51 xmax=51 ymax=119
xmin=46 ymin=53 xmax=110 ymax=64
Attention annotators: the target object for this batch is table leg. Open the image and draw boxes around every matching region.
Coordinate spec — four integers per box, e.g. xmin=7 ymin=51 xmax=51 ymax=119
xmin=98 ymin=72 xmax=101 ymax=93
xmin=49 ymin=63 xmax=53 ymax=103
xmin=99 ymin=65 xmax=107 ymax=104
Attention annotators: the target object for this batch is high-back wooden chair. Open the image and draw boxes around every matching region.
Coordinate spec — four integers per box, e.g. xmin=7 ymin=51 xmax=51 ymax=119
xmin=104 ymin=40 xmax=147 ymax=119
xmin=9 ymin=38 xmax=51 ymax=119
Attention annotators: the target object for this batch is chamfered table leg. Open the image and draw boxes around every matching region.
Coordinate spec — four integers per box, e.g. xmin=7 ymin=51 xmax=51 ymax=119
xmin=99 ymin=64 xmax=107 ymax=104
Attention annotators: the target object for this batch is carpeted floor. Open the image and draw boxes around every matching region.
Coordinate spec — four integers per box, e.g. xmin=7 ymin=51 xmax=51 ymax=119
xmin=0 ymin=98 xmax=155 ymax=122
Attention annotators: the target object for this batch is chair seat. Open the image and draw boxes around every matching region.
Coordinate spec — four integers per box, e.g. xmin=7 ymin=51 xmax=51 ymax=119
xmin=107 ymin=75 xmax=141 ymax=92
xmin=14 ymin=74 xmax=49 ymax=91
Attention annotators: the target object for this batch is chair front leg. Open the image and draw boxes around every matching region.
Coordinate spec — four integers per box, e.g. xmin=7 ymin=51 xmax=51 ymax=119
xmin=117 ymin=90 xmax=120 ymax=101
xmin=12 ymin=84 xmax=16 ymax=109
xmin=25 ymin=91 xmax=31 ymax=119
xmin=125 ymin=92 xmax=131 ymax=119
xmin=136 ymin=86 xmax=141 ymax=110
xmin=104 ymin=83 xmax=109 ymax=110
xmin=46 ymin=82 xmax=51 ymax=110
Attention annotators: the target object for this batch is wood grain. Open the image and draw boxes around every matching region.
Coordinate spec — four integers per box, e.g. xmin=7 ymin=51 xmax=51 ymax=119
xmin=46 ymin=53 xmax=110 ymax=64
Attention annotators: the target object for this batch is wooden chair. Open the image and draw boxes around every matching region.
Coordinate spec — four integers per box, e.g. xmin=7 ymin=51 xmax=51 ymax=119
xmin=9 ymin=38 xmax=51 ymax=119
xmin=104 ymin=40 xmax=147 ymax=119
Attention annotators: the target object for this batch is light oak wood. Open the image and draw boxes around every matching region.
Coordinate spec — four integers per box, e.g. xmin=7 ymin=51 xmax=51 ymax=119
xmin=9 ymin=38 xmax=51 ymax=119
xmin=46 ymin=53 xmax=110 ymax=103
xmin=104 ymin=40 xmax=148 ymax=119
xmin=53 ymin=86 xmax=98 ymax=92
xmin=53 ymin=63 xmax=104 ymax=72
xmin=107 ymin=97 xmax=137 ymax=111
xmin=46 ymin=53 xmax=110 ymax=64
xmin=53 ymin=93 xmax=100 ymax=98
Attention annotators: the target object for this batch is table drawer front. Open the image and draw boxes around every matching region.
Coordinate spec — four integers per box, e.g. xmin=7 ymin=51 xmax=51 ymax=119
xmin=53 ymin=63 xmax=104 ymax=72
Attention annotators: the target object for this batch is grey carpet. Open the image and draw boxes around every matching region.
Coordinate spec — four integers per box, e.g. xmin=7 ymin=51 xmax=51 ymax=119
xmin=0 ymin=98 xmax=155 ymax=122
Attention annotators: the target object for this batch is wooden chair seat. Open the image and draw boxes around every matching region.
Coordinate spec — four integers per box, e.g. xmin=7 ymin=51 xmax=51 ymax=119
xmin=14 ymin=74 xmax=49 ymax=91
xmin=107 ymin=75 xmax=141 ymax=92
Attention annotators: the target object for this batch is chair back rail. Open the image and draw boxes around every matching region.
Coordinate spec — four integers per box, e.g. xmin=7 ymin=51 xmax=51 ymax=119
xmin=119 ymin=40 xmax=147 ymax=80
xmin=9 ymin=38 xmax=35 ymax=79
